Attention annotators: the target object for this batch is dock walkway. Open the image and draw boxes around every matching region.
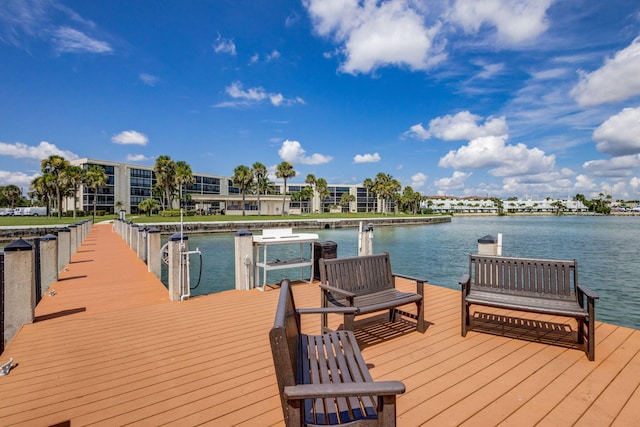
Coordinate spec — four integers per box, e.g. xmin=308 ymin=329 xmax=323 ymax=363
xmin=1 ymin=223 xmax=640 ymax=426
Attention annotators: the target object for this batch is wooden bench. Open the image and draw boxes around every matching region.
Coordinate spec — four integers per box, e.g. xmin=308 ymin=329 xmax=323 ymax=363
xmin=318 ymin=253 xmax=426 ymax=333
xmin=459 ymin=254 xmax=600 ymax=360
xmin=270 ymin=278 xmax=405 ymax=426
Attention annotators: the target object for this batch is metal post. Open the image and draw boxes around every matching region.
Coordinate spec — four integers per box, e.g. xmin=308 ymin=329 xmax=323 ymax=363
xmin=234 ymin=230 xmax=254 ymax=290
xmin=168 ymin=233 xmax=188 ymax=301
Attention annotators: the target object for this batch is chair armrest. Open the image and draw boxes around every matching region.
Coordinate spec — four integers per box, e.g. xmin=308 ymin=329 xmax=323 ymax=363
xmin=393 ymin=272 xmax=427 ymax=296
xmin=319 ymin=283 xmax=356 ymax=299
xmin=392 ymin=272 xmax=427 ymax=284
xmin=284 ymin=381 xmax=406 ymax=399
xmin=578 ymin=284 xmax=600 ymax=300
xmin=459 ymin=274 xmax=470 ymax=287
xmin=297 ymin=307 xmax=358 ymax=315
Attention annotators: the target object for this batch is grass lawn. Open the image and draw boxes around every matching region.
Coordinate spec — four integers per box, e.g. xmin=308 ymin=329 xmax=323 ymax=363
xmin=0 ymin=212 xmax=435 ymax=226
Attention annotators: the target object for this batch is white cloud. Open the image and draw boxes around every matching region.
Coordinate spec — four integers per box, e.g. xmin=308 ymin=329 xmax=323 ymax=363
xmin=353 ymin=152 xmax=381 ymax=163
xmin=213 ymin=35 xmax=236 ymax=55
xmin=304 ymin=0 xmax=445 ymax=74
xmin=126 ymin=154 xmax=149 ymax=162
xmin=449 ymin=0 xmax=553 ymax=45
xmin=139 ymin=73 xmax=160 ymax=86
xmin=406 ymin=111 xmax=508 ymax=141
xmin=592 ymin=107 xmax=640 ymax=156
xmin=583 ymin=155 xmax=640 ymax=177
xmin=571 ymin=36 xmax=640 ymax=107
xmin=410 ymin=172 xmax=428 ymax=188
xmin=266 ymin=50 xmax=281 ymax=61
xmin=215 ymin=81 xmax=304 ymax=107
xmin=439 ymin=134 xmax=556 ymax=177
xmin=0 ymin=170 xmax=40 ymax=188
xmin=53 ymin=26 xmax=112 ymax=54
xmin=111 ymin=130 xmax=148 ymax=146
xmin=434 ymin=171 xmax=471 ymax=190
xmin=278 ymin=140 xmax=332 ymax=165
xmin=404 ymin=123 xmax=430 ymax=140
xmin=0 ymin=140 xmax=79 ymax=160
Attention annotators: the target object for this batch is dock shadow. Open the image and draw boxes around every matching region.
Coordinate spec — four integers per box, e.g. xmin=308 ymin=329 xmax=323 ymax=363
xmin=35 ymin=307 xmax=86 ymax=322
xmin=57 ymin=275 xmax=88 ymax=281
xmin=70 ymin=259 xmax=93 ymax=264
xmin=469 ymin=311 xmax=580 ymax=351
xmin=353 ymin=314 xmax=434 ymax=350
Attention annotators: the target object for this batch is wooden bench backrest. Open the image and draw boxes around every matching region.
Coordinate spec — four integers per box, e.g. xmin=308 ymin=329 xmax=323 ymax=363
xmin=269 ymin=279 xmax=300 ymax=420
xmin=469 ymin=254 xmax=577 ymax=299
xmin=320 ymin=253 xmax=395 ymax=296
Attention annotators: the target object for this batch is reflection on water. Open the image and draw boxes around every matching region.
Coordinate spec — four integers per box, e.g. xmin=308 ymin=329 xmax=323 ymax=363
xmin=172 ymin=216 xmax=640 ymax=329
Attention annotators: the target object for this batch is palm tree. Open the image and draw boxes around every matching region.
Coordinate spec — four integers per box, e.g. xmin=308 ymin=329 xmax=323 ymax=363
xmin=252 ymin=162 xmax=269 ymax=216
xmin=275 ymin=161 xmax=295 ymax=216
xmin=232 ymin=164 xmax=254 ymax=216
xmin=362 ymin=177 xmax=374 ymax=213
xmin=29 ymin=175 xmax=56 ymax=216
xmin=372 ymin=173 xmax=400 ymax=214
xmin=63 ymin=165 xmax=84 ymax=219
xmin=138 ymin=198 xmax=160 ymax=216
xmin=41 ymin=155 xmax=70 ymax=218
xmin=175 ymin=160 xmax=195 ymax=210
xmin=339 ymin=193 xmax=355 ymax=211
xmin=3 ymin=185 xmax=22 ymax=209
xmin=84 ymin=164 xmax=107 ymax=218
xmin=305 ymin=174 xmax=317 ymax=213
xmin=316 ymin=178 xmax=329 ymax=212
xmin=153 ymin=155 xmax=176 ymax=210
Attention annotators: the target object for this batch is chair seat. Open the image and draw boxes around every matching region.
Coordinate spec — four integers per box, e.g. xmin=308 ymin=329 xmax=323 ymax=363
xmin=328 ymin=288 xmax=422 ymax=314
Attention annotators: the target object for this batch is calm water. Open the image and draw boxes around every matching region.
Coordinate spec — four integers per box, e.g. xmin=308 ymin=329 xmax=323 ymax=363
xmin=171 ymin=216 xmax=640 ymax=329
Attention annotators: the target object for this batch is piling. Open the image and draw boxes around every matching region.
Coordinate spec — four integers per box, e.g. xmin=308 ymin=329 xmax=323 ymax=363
xmin=37 ymin=234 xmax=58 ymax=299
xmin=147 ymin=228 xmax=161 ymax=279
xmin=57 ymin=227 xmax=71 ymax=272
xmin=3 ymin=239 xmax=34 ymax=346
xmin=234 ymin=230 xmax=254 ymax=290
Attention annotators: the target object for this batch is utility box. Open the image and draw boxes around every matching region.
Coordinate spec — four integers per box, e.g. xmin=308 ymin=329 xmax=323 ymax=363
xmin=313 ymin=241 xmax=337 ymax=280
xmin=478 ymin=234 xmax=500 ymax=256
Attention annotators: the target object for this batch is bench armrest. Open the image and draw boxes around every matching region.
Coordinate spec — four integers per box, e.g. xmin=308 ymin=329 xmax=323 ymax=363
xmin=578 ymin=284 xmax=600 ymax=300
xmin=297 ymin=307 xmax=358 ymax=315
xmin=393 ymin=272 xmax=427 ymax=295
xmin=284 ymin=381 xmax=406 ymax=399
xmin=319 ymin=283 xmax=356 ymax=299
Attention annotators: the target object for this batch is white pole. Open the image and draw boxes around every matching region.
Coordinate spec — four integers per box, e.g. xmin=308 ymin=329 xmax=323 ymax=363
xmin=497 ymin=233 xmax=503 ymax=256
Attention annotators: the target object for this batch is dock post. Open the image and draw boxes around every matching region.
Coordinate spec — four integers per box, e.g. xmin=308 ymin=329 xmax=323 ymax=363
xmin=168 ymin=233 xmax=188 ymax=301
xmin=147 ymin=228 xmax=161 ymax=279
xmin=3 ymin=239 xmax=34 ymax=346
xmin=37 ymin=234 xmax=58 ymax=300
xmin=57 ymin=227 xmax=71 ymax=272
xmin=130 ymin=223 xmax=139 ymax=251
xmin=234 ymin=230 xmax=254 ymax=290
xmin=358 ymin=222 xmax=374 ymax=256
xmin=137 ymin=227 xmax=146 ymax=260
xmin=69 ymin=224 xmax=78 ymax=258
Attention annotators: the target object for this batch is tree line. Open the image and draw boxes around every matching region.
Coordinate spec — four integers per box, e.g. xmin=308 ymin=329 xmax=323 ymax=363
xmin=230 ymin=161 xmax=427 ymax=216
xmin=24 ymin=155 xmax=108 ymax=218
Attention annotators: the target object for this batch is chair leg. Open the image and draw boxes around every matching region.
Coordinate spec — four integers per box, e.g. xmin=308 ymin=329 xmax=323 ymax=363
xmin=416 ymin=301 xmax=425 ymax=333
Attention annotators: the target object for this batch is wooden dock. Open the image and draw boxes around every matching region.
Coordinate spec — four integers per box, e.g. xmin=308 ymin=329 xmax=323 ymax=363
xmin=1 ymin=223 xmax=639 ymax=426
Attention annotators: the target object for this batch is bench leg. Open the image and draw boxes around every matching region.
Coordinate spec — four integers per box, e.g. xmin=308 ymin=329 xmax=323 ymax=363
xmin=377 ymin=395 xmax=397 ymax=427
xmin=461 ymin=297 xmax=469 ymax=337
xmin=587 ymin=298 xmax=596 ymax=361
xmin=389 ymin=308 xmax=396 ymax=323
xmin=416 ymin=300 xmax=425 ymax=333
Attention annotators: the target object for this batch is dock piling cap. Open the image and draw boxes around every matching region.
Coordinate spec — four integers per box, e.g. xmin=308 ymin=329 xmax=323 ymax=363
xmin=5 ymin=238 xmax=33 ymax=251
xmin=478 ymin=234 xmax=497 ymax=244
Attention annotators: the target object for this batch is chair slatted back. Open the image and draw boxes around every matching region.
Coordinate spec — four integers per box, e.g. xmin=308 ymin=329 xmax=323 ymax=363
xmin=320 ymin=253 xmax=394 ymax=296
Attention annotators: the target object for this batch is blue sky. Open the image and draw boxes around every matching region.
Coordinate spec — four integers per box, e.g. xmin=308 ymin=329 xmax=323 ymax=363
xmin=1 ymin=0 xmax=640 ymax=201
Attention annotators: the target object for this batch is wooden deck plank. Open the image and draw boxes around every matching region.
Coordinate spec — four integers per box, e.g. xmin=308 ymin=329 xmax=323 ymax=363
xmin=1 ymin=223 xmax=639 ymax=426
